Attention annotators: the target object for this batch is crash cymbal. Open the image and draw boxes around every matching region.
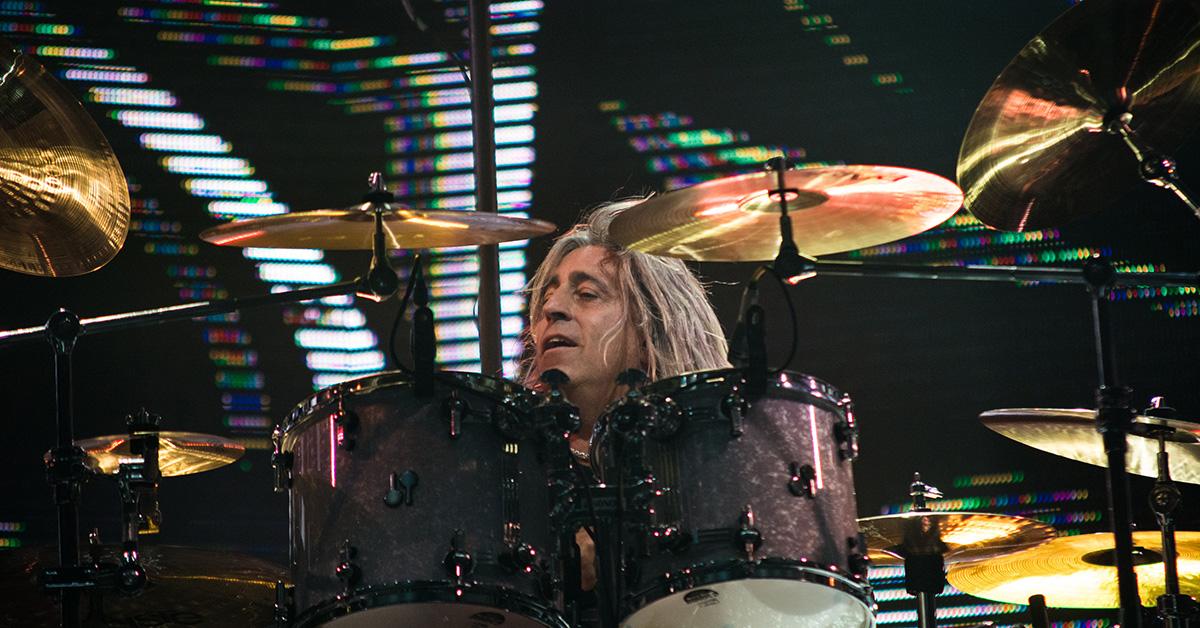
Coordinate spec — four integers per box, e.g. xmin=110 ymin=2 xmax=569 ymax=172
xmin=857 ymin=511 xmax=1056 ymax=566
xmin=948 ymin=531 xmax=1200 ymax=608
xmin=957 ymin=0 xmax=1200 ymax=231
xmin=199 ymin=205 xmax=556 ymax=250
xmin=981 ymin=408 xmax=1200 ymax=484
xmin=0 ymin=544 xmax=282 ymax=626
xmin=606 ymin=165 xmax=963 ymax=261
xmin=0 ymin=42 xmax=130 ymax=276
xmin=74 ymin=431 xmax=245 ymax=477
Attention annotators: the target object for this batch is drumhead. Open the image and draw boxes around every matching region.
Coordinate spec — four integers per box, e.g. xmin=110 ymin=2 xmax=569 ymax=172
xmin=643 ymin=367 xmax=849 ymax=415
xmin=294 ymin=581 xmax=569 ymax=628
xmin=623 ymin=561 xmax=874 ymax=628
xmin=280 ymin=370 xmax=537 ymax=441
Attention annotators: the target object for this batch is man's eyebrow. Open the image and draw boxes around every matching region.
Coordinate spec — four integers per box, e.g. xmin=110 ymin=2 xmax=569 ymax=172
xmin=569 ymin=270 xmax=609 ymax=292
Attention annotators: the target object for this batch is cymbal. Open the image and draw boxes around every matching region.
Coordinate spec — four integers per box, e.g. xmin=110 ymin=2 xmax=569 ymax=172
xmin=0 ymin=544 xmax=282 ymax=626
xmin=0 ymin=42 xmax=130 ymax=276
xmin=75 ymin=431 xmax=245 ymax=477
xmin=857 ymin=511 xmax=1056 ymax=566
xmin=948 ymin=531 xmax=1200 ymax=608
xmin=957 ymin=0 xmax=1200 ymax=231
xmin=606 ymin=165 xmax=964 ymax=261
xmin=981 ymin=408 xmax=1200 ymax=484
xmin=199 ymin=204 xmax=556 ymax=250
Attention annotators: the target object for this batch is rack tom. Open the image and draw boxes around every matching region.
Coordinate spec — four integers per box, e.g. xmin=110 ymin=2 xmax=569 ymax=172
xmin=591 ymin=368 xmax=875 ymax=628
xmin=275 ymin=371 xmax=568 ymax=628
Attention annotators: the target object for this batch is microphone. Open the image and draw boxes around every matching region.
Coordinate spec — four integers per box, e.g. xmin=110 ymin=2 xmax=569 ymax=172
xmin=727 ymin=269 xmax=763 ymax=365
xmin=412 ymin=258 xmax=436 ymax=397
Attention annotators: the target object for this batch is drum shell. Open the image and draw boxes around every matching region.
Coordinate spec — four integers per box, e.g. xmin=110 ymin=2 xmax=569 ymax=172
xmin=280 ymin=372 xmax=555 ymax=619
xmin=594 ymin=369 xmax=866 ymax=600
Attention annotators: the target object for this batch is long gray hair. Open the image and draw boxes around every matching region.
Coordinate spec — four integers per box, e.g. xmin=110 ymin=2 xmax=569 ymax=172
xmin=521 ymin=200 xmax=731 ymax=385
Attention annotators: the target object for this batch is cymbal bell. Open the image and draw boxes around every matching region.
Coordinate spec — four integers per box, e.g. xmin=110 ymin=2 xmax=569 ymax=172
xmin=0 ymin=41 xmax=131 ymax=276
xmin=199 ymin=204 xmax=556 ymax=250
xmin=948 ymin=531 xmax=1200 ymax=608
xmin=980 ymin=408 xmax=1200 ymax=484
xmin=74 ymin=431 xmax=245 ymax=477
xmin=857 ymin=511 xmax=1056 ymax=566
xmin=957 ymin=0 xmax=1200 ymax=230
xmin=606 ymin=165 xmax=964 ymax=261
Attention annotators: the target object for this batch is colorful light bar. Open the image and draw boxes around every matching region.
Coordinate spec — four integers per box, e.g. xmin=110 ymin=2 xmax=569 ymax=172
xmin=161 ymin=155 xmax=254 ymax=176
xmin=295 ymin=329 xmax=379 ymax=351
xmin=208 ymin=199 xmax=288 ymax=217
xmin=89 ymin=86 xmax=176 ymax=107
xmin=113 ymin=110 xmax=205 ymax=130
xmin=139 ymin=132 xmax=231 ymax=153
xmin=255 ymin=262 xmax=339 ymax=284
xmin=34 ymin=45 xmax=112 ymax=59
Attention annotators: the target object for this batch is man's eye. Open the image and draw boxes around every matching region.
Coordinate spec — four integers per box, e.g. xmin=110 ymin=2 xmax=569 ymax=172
xmin=578 ymin=290 xmax=598 ymax=300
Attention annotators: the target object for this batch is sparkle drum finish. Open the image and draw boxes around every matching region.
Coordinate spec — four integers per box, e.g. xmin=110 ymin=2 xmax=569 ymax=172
xmin=592 ymin=369 xmax=875 ymax=628
xmin=277 ymin=371 xmax=568 ymax=628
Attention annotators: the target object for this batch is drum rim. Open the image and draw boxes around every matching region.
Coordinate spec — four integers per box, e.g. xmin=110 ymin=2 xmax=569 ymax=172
xmin=624 ymin=557 xmax=875 ymax=618
xmin=644 ymin=367 xmax=849 ymax=412
xmin=280 ymin=370 xmax=537 ymax=439
xmin=292 ymin=580 xmax=570 ymax=628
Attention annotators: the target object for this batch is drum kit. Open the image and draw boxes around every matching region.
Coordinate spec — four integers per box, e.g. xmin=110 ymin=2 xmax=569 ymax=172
xmin=2 ymin=0 xmax=1200 ymax=627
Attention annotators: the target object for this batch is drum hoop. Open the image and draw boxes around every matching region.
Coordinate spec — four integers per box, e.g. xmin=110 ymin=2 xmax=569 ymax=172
xmin=279 ymin=370 xmax=536 ymax=443
xmin=645 ymin=368 xmax=849 ymax=414
xmin=292 ymin=580 xmax=570 ymax=628
xmin=626 ymin=557 xmax=875 ymax=616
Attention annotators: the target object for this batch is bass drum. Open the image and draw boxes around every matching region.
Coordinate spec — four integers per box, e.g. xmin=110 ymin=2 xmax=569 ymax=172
xmin=278 ymin=371 xmax=568 ymax=628
xmin=591 ymin=368 xmax=875 ymax=628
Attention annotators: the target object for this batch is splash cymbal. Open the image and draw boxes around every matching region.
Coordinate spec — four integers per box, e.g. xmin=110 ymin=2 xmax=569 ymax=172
xmin=857 ymin=511 xmax=1056 ymax=566
xmin=606 ymin=165 xmax=963 ymax=261
xmin=0 ymin=42 xmax=131 ymax=276
xmin=199 ymin=205 xmax=556 ymax=250
xmin=74 ymin=431 xmax=245 ymax=477
xmin=957 ymin=0 xmax=1200 ymax=231
xmin=948 ymin=531 xmax=1200 ymax=608
xmin=981 ymin=408 xmax=1200 ymax=484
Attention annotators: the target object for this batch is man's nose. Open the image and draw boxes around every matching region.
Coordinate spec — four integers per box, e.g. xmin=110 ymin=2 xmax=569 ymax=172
xmin=543 ymin=289 xmax=571 ymax=321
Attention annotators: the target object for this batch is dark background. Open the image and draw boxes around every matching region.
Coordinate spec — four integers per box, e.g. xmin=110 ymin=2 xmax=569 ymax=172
xmin=0 ymin=2 xmax=1198 ymax=621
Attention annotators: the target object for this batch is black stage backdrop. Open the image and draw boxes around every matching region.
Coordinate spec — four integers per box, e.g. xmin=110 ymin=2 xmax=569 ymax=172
xmin=0 ymin=1 xmax=1198 ymax=623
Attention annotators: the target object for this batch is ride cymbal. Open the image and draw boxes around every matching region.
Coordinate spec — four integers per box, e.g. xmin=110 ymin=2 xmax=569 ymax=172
xmin=981 ymin=408 xmax=1200 ymax=484
xmin=957 ymin=0 xmax=1200 ymax=231
xmin=199 ymin=205 xmax=556 ymax=250
xmin=0 ymin=42 xmax=131 ymax=276
xmin=74 ymin=431 xmax=245 ymax=477
xmin=948 ymin=531 xmax=1200 ymax=608
xmin=857 ymin=511 xmax=1056 ymax=566
xmin=606 ymin=165 xmax=963 ymax=261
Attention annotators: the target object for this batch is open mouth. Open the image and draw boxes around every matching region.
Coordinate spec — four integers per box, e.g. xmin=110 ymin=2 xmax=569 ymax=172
xmin=541 ymin=335 xmax=577 ymax=352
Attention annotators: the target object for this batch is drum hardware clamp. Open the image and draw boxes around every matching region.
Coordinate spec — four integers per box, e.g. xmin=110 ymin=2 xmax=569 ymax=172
xmin=335 ymin=540 xmax=361 ymax=596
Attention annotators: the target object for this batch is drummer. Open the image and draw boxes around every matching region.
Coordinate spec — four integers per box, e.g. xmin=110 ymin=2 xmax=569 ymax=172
xmin=522 ymin=199 xmax=731 ymax=462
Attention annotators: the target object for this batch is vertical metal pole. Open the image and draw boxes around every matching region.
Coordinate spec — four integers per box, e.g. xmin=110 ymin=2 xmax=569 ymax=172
xmin=47 ymin=310 xmax=81 ymax=628
xmin=469 ymin=0 xmax=503 ymax=375
xmin=1085 ymin=258 xmax=1143 ymax=628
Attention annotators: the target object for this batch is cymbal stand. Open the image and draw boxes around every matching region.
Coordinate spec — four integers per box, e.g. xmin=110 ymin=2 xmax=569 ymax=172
xmin=0 ymin=176 xmax=403 ymax=628
xmin=1144 ymin=399 xmax=1197 ymax=627
xmin=1084 ymin=257 xmax=1143 ymax=628
xmin=112 ymin=409 xmax=163 ymax=594
xmin=904 ymin=472 xmax=946 ymax=628
xmin=1106 ymin=113 xmax=1200 ymax=221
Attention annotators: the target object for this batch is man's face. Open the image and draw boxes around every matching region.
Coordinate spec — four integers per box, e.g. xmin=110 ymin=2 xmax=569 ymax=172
xmin=530 ymin=245 xmax=640 ymax=395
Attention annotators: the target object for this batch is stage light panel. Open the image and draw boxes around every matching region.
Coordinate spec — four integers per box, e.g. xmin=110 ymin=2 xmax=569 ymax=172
xmin=294 ymin=328 xmax=379 ymax=350
xmin=256 ymin=262 xmax=339 ymax=285
xmin=184 ymin=178 xmax=269 ymax=197
xmin=161 ymin=156 xmax=254 ymax=176
xmin=139 ymin=132 xmax=231 ymax=153
xmin=305 ymin=350 xmax=386 ymax=373
xmin=243 ymin=248 xmax=323 ymax=262
xmin=208 ymin=200 xmax=288 ymax=217
xmin=435 ymin=315 xmax=524 ymax=341
xmin=114 ymin=110 xmax=205 ymax=130
xmin=34 ymin=45 xmax=112 ymax=59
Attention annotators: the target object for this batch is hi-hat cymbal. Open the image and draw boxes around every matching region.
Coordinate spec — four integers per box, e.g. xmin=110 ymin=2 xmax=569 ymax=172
xmin=199 ymin=204 xmax=556 ymax=250
xmin=957 ymin=0 xmax=1200 ymax=231
xmin=606 ymin=165 xmax=964 ymax=261
xmin=0 ymin=42 xmax=131 ymax=276
xmin=857 ymin=511 xmax=1056 ymax=567
xmin=0 ymin=544 xmax=283 ymax=626
xmin=981 ymin=408 xmax=1200 ymax=484
xmin=74 ymin=431 xmax=245 ymax=477
xmin=948 ymin=531 xmax=1200 ymax=608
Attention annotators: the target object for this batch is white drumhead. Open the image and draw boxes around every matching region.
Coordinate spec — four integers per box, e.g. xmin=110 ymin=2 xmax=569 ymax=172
xmin=621 ymin=579 xmax=875 ymax=628
xmin=321 ymin=602 xmax=553 ymax=627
